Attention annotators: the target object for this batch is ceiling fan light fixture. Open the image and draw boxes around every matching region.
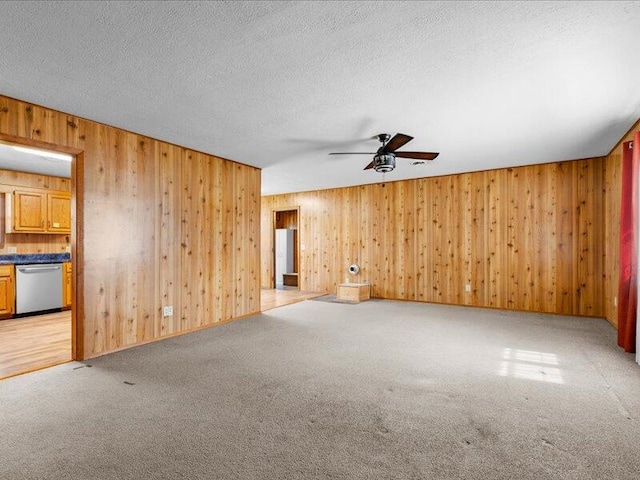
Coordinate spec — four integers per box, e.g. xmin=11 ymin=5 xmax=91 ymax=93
xmin=330 ymin=132 xmax=439 ymax=172
xmin=373 ymin=153 xmax=395 ymax=172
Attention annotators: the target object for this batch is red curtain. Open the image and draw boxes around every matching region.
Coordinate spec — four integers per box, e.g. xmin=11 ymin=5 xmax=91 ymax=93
xmin=618 ymin=133 xmax=639 ymax=353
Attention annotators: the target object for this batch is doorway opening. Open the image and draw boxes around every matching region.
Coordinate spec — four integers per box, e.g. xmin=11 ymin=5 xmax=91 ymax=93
xmin=261 ymin=207 xmax=324 ymax=311
xmin=0 ymin=135 xmax=81 ymax=380
xmin=273 ymin=207 xmax=300 ymax=291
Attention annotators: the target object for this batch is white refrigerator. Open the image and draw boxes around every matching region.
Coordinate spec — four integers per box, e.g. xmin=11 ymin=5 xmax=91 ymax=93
xmin=275 ymin=229 xmax=294 ymax=287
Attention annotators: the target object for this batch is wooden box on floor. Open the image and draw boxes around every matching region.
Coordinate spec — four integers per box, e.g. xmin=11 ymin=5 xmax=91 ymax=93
xmin=336 ymin=283 xmax=370 ymax=303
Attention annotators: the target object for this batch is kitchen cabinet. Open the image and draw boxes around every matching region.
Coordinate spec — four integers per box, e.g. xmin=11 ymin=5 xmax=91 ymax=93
xmin=47 ymin=193 xmax=71 ymax=233
xmin=5 ymin=189 xmax=71 ymax=234
xmin=0 ymin=265 xmax=15 ymax=318
xmin=63 ymin=262 xmax=72 ymax=309
xmin=10 ymin=190 xmax=46 ymax=232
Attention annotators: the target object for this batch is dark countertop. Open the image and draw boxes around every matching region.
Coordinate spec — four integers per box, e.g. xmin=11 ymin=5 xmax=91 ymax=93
xmin=0 ymin=253 xmax=71 ymax=265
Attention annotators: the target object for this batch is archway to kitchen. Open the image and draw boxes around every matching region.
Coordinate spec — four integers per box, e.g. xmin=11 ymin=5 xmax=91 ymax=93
xmin=0 ymin=133 xmax=82 ymax=380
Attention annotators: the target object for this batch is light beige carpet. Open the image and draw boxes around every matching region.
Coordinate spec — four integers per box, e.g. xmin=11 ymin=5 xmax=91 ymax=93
xmin=1 ymin=299 xmax=639 ymax=479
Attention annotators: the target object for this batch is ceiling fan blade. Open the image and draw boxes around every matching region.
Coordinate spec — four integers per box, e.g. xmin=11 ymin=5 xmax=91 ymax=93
xmin=395 ymin=151 xmax=440 ymax=160
xmin=382 ymin=133 xmax=413 ymax=153
xmin=329 ymin=152 xmax=376 ymax=155
xmin=363 ymin=160 xmax=375 ymax=170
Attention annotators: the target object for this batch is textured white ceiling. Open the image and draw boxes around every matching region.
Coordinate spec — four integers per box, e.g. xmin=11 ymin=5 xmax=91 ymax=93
xmin=0 ymin=1 xmax=639 ymax=195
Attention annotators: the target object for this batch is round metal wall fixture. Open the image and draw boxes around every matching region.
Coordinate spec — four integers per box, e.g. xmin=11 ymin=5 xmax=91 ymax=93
xmin=348 ymin=264 xmax=360 ymax=275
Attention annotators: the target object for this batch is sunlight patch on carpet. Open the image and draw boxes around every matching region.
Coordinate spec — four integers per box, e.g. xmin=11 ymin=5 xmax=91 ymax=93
xmin=498 ymin=348 xmax=564 ymax=384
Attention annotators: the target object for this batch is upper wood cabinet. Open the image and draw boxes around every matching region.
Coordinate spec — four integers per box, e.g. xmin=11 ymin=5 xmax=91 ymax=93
xmin=12 ymin=190 xmax=46 ymax=232
xmin=5 ymin=189 xmax=71 ymax=234
xmin=47 ymin=192 xmax=71 ymax=233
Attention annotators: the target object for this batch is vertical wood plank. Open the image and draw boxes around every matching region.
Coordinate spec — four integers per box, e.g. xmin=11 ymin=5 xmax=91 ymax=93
xmin=262 ymin=156 xmax=609 ymax=318
xmin=0 ymin=94 xmax=261 ymax=359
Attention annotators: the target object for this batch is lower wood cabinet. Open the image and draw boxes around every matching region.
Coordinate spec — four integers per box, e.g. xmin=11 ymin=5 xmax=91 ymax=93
xmin=0 ymin=265 xmax=15 ymax=318
xmin=63 ymin=262 xmax=72 ymax=309
xmin=0 ymin=262 xmax=70 ymax=318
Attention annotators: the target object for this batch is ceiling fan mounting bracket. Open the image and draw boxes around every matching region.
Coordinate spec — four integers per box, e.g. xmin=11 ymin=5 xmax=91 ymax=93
xmin=377 ymin=133 xmax=391 ymax=144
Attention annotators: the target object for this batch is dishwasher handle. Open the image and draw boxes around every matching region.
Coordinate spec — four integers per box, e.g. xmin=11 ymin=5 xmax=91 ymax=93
xmin=18 ymin=265 xmax=62 ymax=273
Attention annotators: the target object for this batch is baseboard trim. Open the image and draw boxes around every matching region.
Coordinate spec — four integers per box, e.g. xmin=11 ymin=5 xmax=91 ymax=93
xmin=81 ymin=310 xmax=262 ymax=360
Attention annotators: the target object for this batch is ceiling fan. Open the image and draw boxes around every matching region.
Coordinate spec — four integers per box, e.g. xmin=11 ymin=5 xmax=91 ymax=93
xmin=329 ymin=133 xmax=439 ymax=172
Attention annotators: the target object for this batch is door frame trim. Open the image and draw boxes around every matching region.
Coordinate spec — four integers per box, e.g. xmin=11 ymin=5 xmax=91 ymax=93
xmin=0 ymin=133 xmax=84 ymax=360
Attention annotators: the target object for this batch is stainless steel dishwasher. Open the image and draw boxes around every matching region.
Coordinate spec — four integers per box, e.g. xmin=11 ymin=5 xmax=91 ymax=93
xmin=15 ymin=263 xmax=63 ymax=314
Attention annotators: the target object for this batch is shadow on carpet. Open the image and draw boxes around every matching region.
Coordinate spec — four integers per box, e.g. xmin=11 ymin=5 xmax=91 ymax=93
xmin=309 ymin=294 xmax=359 ymax=304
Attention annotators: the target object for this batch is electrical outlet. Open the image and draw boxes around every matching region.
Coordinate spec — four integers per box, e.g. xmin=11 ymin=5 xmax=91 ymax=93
xmin=7 ymin=246 xmax=17 ymax=254
xmin=162 ymin=306 xmax=173 ymax=317
xmin=65 ymin=245 xmax=71 ymax=253
xmin=614 ymin=297 xmax=617 ymax=307
xmin=465 ymin=284 xmax=471 ymax=292
xmin=301 ymin=244 xmax=306 ymax=251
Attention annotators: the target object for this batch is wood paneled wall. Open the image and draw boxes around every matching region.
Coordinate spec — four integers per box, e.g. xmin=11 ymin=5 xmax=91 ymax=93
xmin=0 ymin=169 xmax=70 ymax=254
xmin=0 ymin=94 xmax=261 ymax=359
xmin=275 ymin=209 xmax=298 ymax=229
xmin=262 ymin=158 xmax=607 ymax=317
xmin=602 ymin=118 xmax=640 ymax=326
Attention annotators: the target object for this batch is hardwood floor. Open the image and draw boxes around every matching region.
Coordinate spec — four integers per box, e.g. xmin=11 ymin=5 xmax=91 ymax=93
xmin=261 ymin=288 xmax=325 ymax=311
xmin=0 ymin=311 xmax=71 ymax=380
